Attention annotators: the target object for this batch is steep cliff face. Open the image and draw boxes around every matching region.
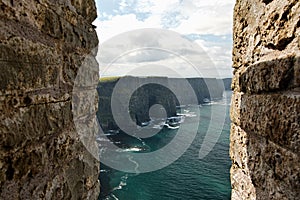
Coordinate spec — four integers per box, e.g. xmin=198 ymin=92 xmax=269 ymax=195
xmin=222 ymin=78 xmax=232 ymax=91
xmin=0 ymin=0 xmax=100 ymax=199
xmin=97 ymin=77 xmax=177 ymax=129
xmin=97 ymin=76 xmax=224 ymax=130
xmin=230 ymin=0 xmax=299 ymax=199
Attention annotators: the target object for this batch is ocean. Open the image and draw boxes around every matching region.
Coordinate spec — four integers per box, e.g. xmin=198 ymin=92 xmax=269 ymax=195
xmin=98 ymin=91 xmax=232 ymax=200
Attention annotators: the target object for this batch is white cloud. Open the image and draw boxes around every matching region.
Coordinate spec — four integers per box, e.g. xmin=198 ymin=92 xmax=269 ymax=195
xmin=195 ymin=39 xmax=233 ymax=77
xmin=94 ymin=0 xmax=235 ymax=41
xmin=171 ymin=2 xmax=234 ymax=35
xmin=94 ymin=14 xmax=161 ymax=43
xmin=94 ymin=0 xmax=235 ymax=77
xmin=133 ymin=0 xmax=179 ymax=14
xmin=97 ymin=29 xmax=229 ymax=78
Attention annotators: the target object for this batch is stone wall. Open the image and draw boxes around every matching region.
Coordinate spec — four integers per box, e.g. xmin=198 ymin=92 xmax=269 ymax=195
xmin=0 ymin=0 xmax=100 ymax=199
xmin=230 ymin=0 xmax=299 ymax=199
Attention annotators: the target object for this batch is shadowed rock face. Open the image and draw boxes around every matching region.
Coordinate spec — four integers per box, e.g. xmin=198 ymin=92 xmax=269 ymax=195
xmin=97 ymin=76 xmax=224 ymax=130
xmin=230 ymin=0 xmax=300 ymax=199
xmin=0 ymin=0 xmax=100 ymax=199
xmin=222 ymin=78 xmax=232 ymax=91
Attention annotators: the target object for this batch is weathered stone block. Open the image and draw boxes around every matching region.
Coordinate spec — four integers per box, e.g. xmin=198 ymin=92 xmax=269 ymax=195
xmin=62 ymin=53 xmax=99 ymax=88
xmin=0 ymin=61 xmax=60 ymax=92
xmin=231 ymin=91 xmax=300 ymax=154
xmin=247 ymin=131 xmax=300 ymax=199
xmin=231 ymin=0 xmax=300 ymax=199
xmin=0 ymin=0 xmax=100 ymax=199
xmin=230 ymin=124 xmax=256 ymax=200
xmin=230 ymin=124 xmax=300 ymax=200
xmin=232 ymin=0 xmax=300 ymax=70
xmin=239 ymin=56 xmax=297 ymax=93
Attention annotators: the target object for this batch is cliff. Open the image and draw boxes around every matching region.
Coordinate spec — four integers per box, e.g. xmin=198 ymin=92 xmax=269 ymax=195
xmin=230 ymin=0 xmax=300 ymax=199
xmin=222 ymin=78 xmax=232 ymax=91
xmin=0 ymin=0 xmax=100 ymax=199
xmin=97 ymin=76 xmax=224 ymax=130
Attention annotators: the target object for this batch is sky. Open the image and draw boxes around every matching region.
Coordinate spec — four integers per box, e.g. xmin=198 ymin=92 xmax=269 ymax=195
xmin=93 ymin=0 xmax=235 ymax=78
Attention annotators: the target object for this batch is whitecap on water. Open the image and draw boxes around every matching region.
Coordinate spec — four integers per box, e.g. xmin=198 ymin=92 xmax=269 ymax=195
xmin=112 ymin=174 xmax=128 ymax=191
xmin=116 ymin=147 xmax=143 ymax=152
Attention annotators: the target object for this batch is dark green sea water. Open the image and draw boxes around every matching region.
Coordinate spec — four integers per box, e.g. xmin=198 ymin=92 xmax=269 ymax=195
xmin=98 ymin=91 xmax=232 ymax=200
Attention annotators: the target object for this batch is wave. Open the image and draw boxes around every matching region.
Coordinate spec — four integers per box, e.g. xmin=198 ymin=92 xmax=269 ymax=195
xmin=136 ymin=137 xmax=147 ymax=146
xmin=96 ymin=137 xmax=110 ymax=142
xmin=103 ymin=193 xmax=119 ymax=200
xmin=110 ymin=194 xmax=119 ymax=200
xmin=103 ymin=133 xmax=118 ymax=136
xmin=178 ymin=113 xmax=197 ymax=118
xmin=202 ymin=100 xmax=231 ymax=106
xmin=164 ymin=124 xmax=180 ymax=129
xmin=112 ymin=174 xmax=128 ymax=191
xmin=116 ymin=147 xmax=144 ymax=152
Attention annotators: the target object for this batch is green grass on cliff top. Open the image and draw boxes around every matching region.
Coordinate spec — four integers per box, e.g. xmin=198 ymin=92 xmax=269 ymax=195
xmin=99 ymin=76 xmax=168 ymax=82
xmin=99 ymin=76 xmax=228 ymax=83
xmin=99 ymin=76 xmax=121 ymax=83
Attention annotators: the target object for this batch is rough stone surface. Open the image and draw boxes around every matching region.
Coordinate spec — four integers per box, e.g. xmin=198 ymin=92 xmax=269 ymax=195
xmin=231 ymin=0 xmax=300 ymax=199
xmin=0 ymin=0 xmax=100 ymax=199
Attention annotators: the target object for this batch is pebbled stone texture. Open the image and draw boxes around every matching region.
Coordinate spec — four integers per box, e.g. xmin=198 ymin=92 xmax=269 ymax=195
xmin=0 ymin=0 xmax=100 ymax=199
xmin=230 ymin=0 xmax=300 ymax=199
